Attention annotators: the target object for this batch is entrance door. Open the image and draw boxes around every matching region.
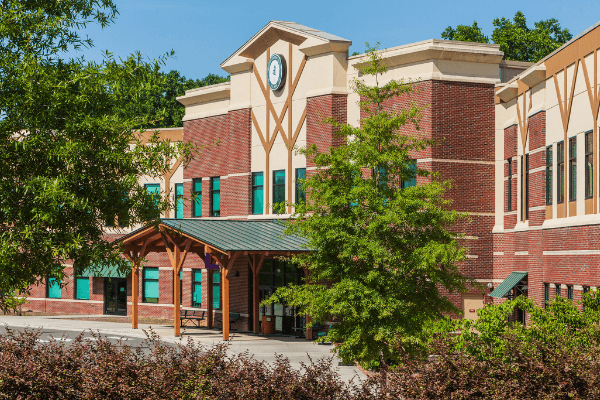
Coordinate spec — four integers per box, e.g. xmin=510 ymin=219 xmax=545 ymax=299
xmin=462 ymin=294 xmax=484 ymax=320
xmin=105 ymin=278 xmax=127 ymax=315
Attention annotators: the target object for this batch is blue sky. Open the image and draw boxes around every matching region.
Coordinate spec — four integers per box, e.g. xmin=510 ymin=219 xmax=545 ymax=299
xmin=77 ymin=0 xmax=600 ymax=80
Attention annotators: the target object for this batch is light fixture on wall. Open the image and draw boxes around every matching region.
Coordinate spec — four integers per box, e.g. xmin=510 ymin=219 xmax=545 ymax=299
xmin=487 ymin=282 xmax=494 ymax=290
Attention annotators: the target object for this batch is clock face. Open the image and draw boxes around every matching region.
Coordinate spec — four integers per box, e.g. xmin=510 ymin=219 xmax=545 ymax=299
xmin=267 ymin=54 xmax=286 ymax=91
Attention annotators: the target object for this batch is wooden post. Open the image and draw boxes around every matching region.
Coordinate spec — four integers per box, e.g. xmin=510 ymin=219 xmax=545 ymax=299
xmin=223 ymin=267 xmax=230 ymax=340
xmin=161 ymin=232 xmax=190 ymax=337
xmin=207 ymin=267 xmax=213 ymax=329
xmin=132 ymin=264 xmax=139 ymax=329
xmin=174 ymin=245 xmax=181 ymax=337
xmin=251 ymin=254 xmax=266 ymax=334
xmin=304 ymin=268 xmax=312 ymax=340
xmin=209 ymin=252 xmax=240 ymax=341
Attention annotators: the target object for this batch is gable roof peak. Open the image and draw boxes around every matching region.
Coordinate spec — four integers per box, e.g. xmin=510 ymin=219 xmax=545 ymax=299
xmin=220 ymin=21 xmax=351 ymax=74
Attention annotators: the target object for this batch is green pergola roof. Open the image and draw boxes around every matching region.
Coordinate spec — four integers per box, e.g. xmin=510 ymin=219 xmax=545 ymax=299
xmin=490 ymin=271 xmax=528 ymax=298
xmin=119 ymin=218 xmax=309 ymax=253
xmin=79 ymin=263 xmax=128 ymax=278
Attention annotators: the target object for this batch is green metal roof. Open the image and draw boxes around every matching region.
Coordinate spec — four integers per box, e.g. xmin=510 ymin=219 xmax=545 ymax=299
xmin=120 ymin=218 xmax=309 ymax=253
xmin=490 ymin=271 xmax=528 ymax=298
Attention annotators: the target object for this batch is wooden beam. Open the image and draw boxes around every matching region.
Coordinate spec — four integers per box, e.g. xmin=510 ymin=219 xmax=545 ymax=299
xmin=304 ymin=268 xmax=312 ymax=340
xmin=132 ymin=265 xmax=139 ymax=329
xmin=221 ymin=252 xmax=240 ymax=341
xmin=252 ymin=254 xmax=266 ymax=334
xmin=207 ymin=267 xmax=213 ymax=329
xmin=173 ymin=243 xmax=181 ymax=337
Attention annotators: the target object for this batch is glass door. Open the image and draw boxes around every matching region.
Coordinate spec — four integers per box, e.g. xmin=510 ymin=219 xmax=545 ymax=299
xmin=105 ymin=278 xmax=127 ymax=315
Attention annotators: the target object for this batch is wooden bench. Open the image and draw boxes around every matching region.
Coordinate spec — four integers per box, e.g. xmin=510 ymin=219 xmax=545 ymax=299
xmin=180 ymin=310 xmax=205 ymax=328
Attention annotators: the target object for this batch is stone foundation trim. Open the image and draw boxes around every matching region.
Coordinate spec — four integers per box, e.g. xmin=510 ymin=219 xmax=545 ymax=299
xmin=418 ymin=158 xmax=495 ymax=165
xmin=543 ymin=249 xmax=600 ymax=255
xmin=542 ymin=215 xmax=600 ymax=230
xmin=467 ymin=212 xmax=495 ymax=217
xmin=21 ymin=297 xmax=103 ymax=304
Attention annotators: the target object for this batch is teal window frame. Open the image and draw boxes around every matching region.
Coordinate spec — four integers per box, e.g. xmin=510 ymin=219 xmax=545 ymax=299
xmin=546 ymin=148 xmax=552 ymax=206
xmin=401 ymin=160 xmax=417 ymax=188
xmin=567 ymin=285 xmax=573 ymax=300
xmin=75 ymin=276 xmax=89 ymax=300
xmin=557 ymin=141 xmax=565 ymax=204
xmin=192 ymin=270 xmax=202 ymax=307
xmin=252 ymin=172 xmax=264 ymax=215
xmin=143 ymin=267 xmax=159 ymax=303
xmin=272 ymin=170 xmax=285 ymax=211
xmin=144 ymin=183 xmax=161 ymax=220
xmin=210 ymin=177 xmax=221 ymax=217
xmin=586 ymin=131 xmax=593 ymax=199
xmin=525 ymin=154 xmax=529 ymax=220
xmin=212 ymin=271 xmax=221 ymax=309
xmin=508 ymin=158 xmax=513 ymax=210
xmin=295 ymin=168 xmax=306 ymax=203
xmin=175 ymin=183 xmax=183 ymax=219
xmin=192 ymin=179 xmax=202 ymax=217
xmin=47 ymin=277 xmax=61 ymax=299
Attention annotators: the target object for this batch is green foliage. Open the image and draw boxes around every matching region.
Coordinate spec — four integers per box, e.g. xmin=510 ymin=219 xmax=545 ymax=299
xmin=112 ymin=68 xmax=229 ymax=129
xmin=432 ymin=292 xmax=600 ymax=362
xmin=441 ymin=22 xmax=489 ymax=43
xmin=0 ymin=0 xmax=198 ymax=310
xmin=442 ymin=11 xmax=573 ymax=62
xmin=268 ymin=43 xmax=471 ymax=366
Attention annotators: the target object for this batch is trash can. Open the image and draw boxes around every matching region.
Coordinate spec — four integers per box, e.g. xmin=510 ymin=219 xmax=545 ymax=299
xmin=262 ymin=315 xmax=275 ymax=334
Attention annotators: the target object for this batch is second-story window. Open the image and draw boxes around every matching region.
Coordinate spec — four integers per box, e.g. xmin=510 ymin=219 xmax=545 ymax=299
xmin=273 ymin=170 xmax=285 ymax=212
xmin=144 ymin=183 xmax=161 ymax=220
xmin=295 ymin=168 xmax=306 ymax=204
xmin=401 ymin=160 xmax=417 ymax=188
xmin=252 ymin=172 xmax=264 ymax=215
xmin=520 ymin=156 xmax=524 ymax=221
xmin=525 ymin=154 xmax=529 ymax=220
xmin=586 ymin=131 xmax=593 ymax=199
xmin=569 ymin=137 xmax=577 ymax=202
xmin=192 ymin=179 xmax=202 ymax=217
xmin=508 ymin=158 xmax=513 ymax=211
xmin=558 ymin=141 xmax=565 ymax=204
xmin=174 ymin=183 xmax=183 ymax=219
xmin=210 ymin=177 xmax=220 ymax=217
xmin=546 ymin=147 xmax=552 ymax=206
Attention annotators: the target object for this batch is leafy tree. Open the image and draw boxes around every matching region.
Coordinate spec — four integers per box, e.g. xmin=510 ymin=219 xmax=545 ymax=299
xmin=442 ymin=11 xmax=572 ymax=62
xmin=441 ymin=22 xmax=489 ymax=43
xmin=0 ymin=0 xmax=195 ymax=311
xmin=432 ymin=293 xmax=600 ymax=362
xmin=113 ymin=68 xmax=229 ymax=129
xmin=269 ymin=44 xmax=471 ymax=366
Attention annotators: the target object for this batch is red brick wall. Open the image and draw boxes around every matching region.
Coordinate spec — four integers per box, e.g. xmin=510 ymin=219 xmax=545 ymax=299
xmin=360 ymin=80 xmax=496 ymax=311
xmin=306 ymin=94 xmax=348 ymax=168
xmin=183 ymin=108 xmax=252 ymax=218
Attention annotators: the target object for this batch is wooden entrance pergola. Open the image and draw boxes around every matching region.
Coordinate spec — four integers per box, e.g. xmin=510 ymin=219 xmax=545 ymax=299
xmin=117 ymin=219 xmax=309 ymax=340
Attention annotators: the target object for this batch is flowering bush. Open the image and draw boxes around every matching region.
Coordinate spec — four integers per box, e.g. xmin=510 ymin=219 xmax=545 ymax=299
xmin=0 ymin=328 xmax=372 ymax=400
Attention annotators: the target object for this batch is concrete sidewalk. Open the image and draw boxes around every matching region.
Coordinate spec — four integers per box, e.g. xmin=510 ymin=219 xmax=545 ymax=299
xmin=0 ymin=314 xmax=365 ymax=383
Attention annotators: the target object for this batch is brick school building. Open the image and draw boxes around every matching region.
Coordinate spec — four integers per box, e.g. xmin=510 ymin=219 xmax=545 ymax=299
xmin=26 ymin=19 xmax=591 ymax=333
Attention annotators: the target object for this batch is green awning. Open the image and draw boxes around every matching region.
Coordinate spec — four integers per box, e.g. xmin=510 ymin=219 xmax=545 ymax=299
xmin=490 ymin=271 xmax=528 ymax=298
xmin=78 ymin=264 xmax=128 ymax=278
